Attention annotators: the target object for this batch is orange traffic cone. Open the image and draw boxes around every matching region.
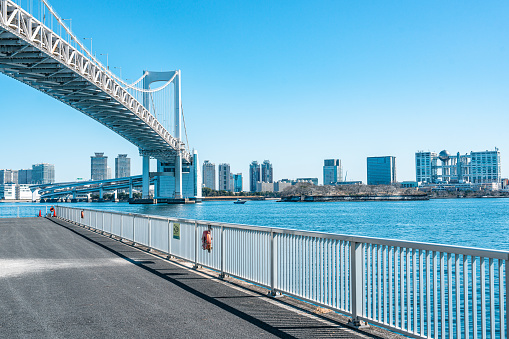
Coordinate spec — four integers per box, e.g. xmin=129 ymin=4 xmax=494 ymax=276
xmin=38 ymin=210 xmax=42 ymax=217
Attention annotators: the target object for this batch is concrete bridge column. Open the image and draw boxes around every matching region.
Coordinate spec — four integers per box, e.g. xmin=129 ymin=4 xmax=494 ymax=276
xmin=129 ymin=178 xmax=133 ymax=199
xmin=99 ymin=185 xmax=104 ymax=201
xmin=142 ymin=155 xmax=150 ymax=199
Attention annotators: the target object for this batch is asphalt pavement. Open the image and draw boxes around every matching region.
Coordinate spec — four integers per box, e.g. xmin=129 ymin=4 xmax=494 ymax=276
xmin=0 ymin=217 xmax=386 ymax=338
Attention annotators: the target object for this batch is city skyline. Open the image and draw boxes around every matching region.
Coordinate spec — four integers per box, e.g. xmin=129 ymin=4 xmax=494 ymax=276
xmin=0 ymin=1 xmax=507 ymax=186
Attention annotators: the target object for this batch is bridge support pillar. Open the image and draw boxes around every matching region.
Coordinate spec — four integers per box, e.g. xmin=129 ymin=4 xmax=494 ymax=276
xmin=129 ymin=178 xmax=133 ymax=199
xmin=99 ymin=186 xmax=104 ymax=201
xmin=142 ymin=155 xmax=150 ymax=199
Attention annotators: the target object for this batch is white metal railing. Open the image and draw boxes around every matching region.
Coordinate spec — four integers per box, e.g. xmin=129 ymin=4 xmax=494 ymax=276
xmin=0 ymin=205 xmax=48 ymax=218
xmin=55 ymin=205 xmax=508 ymax=338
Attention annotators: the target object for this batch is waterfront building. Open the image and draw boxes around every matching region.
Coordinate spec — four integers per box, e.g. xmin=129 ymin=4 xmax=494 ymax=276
xmin=261 ymin=160 xmax=273 ymax=183
xmin=32 ymin=163 xmax=55 ymax=184
xmin=415 ymin=149 xmax=501 ymax=185
xmin=0 ymin=169 xmax=18 ymax=184
xmin=18 ymin=169 xmax=32 ymax=184
xmin=280 ymin=178 xmax=319 ymax=186
xmin=0 ymin=183 xmax=16 ymax=199
xmin=296 ymin=178 xmax=319 ymax=185
xmin=233 ymin=173 xmax=243 ymax=192
xmin=323 ymin=159 xmax=342 ymax=185
xmin=400 ymin=181 xmax=419 ymax=188
xmin=218 ymin=163 xmax=231 ymax=191
xmin=107 ymin=167 xmax=112 ymax=180
xmin=333 ymin=181 xmax=363 ymax=185
xmin=115 ymin=154 xmax=131 ymax=178
xmin=16 ymin=184 xmax=32 ymax=200
xmin=229 ymin=173 xmax=234 ymax=192
xmin=415 ymin=152 xmax=438 ymax=183
xmin=249 ymin=161 xmax=261 ymax=192
xmin=367 ymin=156 xmax=396 ymax=185
xmin=91 ymin=153 xmax=108 ymax=181
xmin=202 ymin=160 xmax=216 ymax=190
xmin=274 ymin=180 xmax=292 ymax=192
xmin=257 ymin=181 xmax=274 ymax=192
xmin=502 ymin=178 xmax=509 ymax=190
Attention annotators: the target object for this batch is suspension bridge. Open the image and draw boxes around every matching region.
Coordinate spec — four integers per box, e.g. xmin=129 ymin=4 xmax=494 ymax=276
xmin=0 ymin=0 xmax=201 ymax=203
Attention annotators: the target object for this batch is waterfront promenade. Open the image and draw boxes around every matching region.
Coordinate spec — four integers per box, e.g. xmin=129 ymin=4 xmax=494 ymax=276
xmin=0 ymin=217 xmax=396 ymax=338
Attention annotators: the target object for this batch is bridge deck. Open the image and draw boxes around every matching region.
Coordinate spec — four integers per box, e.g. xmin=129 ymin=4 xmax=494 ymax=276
xmin=0 ymin=218 xmax=393 ymax=338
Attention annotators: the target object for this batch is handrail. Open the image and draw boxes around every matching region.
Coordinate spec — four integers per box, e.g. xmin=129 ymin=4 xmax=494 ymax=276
xmin=57 ymin=205 xmax=509 ymax=259
xmin=55 ymin=205 xmax=509 ymax=338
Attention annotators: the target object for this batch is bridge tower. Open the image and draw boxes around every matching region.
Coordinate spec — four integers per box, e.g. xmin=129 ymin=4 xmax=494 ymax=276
xmin=140 ymin=70 xmax=201 ymax=202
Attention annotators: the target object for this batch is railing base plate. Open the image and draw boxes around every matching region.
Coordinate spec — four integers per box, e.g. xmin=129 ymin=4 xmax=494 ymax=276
xmin=346 ymin=320 xmax=369 ymax=329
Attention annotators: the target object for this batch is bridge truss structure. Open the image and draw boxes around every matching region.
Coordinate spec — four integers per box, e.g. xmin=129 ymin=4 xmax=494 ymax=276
xmin=0 ymin=0 xmax=201 ymax=201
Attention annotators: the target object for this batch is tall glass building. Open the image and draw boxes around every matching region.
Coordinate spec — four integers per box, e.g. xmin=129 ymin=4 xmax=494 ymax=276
xmin=91 ymin=153 xmax=108 ymax=181
xmin=32 ymin=163 xmax=55 ymax=184
xmin=323 ymin=159 xmax=342 ymax=185
xmin=367 ymin=156 xmax=396 ymax=185
xmin=261 ymin=160 xmax=273 ymax=183
xmin=115 ymin=154 xmax=131 ymax=178
xmin=202 ymin=160 xmax=216 ymax=190
xmin=249 ymin=161 xmax=260 ymax=192
xmin=233 ymin=173 xmax=243 ymax=192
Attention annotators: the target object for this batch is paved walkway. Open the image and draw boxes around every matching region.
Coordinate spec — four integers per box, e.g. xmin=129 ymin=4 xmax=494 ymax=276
xmin=0 ymin=218 xmax=393 ymax=338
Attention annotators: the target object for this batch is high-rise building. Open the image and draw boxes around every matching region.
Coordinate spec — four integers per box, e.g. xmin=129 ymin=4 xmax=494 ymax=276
xmin=367 ymin=156 xmax=396 ymax=185
xmin=18 ymin=169 xmax=32 ymax=184
xmin=32 ymin=163 xmax=55 ymax=184
xmin=415 ymin=149 xmax=501 ymax=184
xmin=415 ymin=151 xmax=438 ymax=183
xmin=261 ymin=160 xmax=273 ymax=183
xmin=229 ymin=173 xmax=234 ymax=192
xmin=91 ymin=153 xmax=108 ymax=181
xmin=202 ymin=160 xmax=216 ymax=190
xmin=0 ymin=169 xmax=18 ymax=184
xmin=115 ymin=154 xmax=131 ymax=178
xmin=233 ymin=173 xmax=243 ymax=192
xmin=323 ymin=159 xmax=342 ymax=185
xmin=249 ymin=161 xmax=260 ymax=192
xmin=218 ymin=163 xmax=231 ymax=191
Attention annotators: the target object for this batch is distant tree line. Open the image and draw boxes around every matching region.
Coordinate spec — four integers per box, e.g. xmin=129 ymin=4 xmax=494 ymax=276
xmin=201 ymin=187 xmax=279 ymax=198
xmin=279 ymin=182 xmax=425 ymax=197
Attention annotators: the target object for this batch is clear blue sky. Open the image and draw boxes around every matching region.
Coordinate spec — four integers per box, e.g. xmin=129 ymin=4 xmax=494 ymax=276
xmin=1 ymin=1 xmax=508 ymax=188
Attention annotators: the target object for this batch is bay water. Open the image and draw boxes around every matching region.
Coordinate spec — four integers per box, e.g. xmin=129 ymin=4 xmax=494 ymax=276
xmin=2 ymin=198 xmax=508 ymax=251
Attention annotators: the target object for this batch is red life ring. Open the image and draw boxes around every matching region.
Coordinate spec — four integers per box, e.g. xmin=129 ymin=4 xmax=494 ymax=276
xmin=81 ymin=211 xmax=84 ymax=218
xmin=49 ymin=206 xmax=56 ymax=217
xmin=201 ymin=230 xmax=212 ymax=252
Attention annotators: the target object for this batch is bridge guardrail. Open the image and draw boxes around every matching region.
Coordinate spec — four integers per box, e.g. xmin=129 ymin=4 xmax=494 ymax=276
xmin=55 ymin=205 xmax=508 ymax=339
xmin=0 ymin=205 xmax=48 ymax=218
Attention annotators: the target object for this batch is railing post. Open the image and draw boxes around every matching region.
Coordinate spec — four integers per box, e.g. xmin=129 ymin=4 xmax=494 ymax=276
xmin=193 ymin=221 xmax=199 ymax=269
xmin=132 ymin=215 xmax=135 ymax=244
xmin=148 ymin=217 xmax=151 ymax=249
xmin=349 ymin=241 xmax=367 ymax=328
xmin=506 ymin=259 xmax=509 ymax=338
xmin=17 ymin=206 xmax=19 ymax=218
xmin=219 ymin=225 xmax=225 ymax=279
xmin=167 ymin=219 xmax=171 ymax=258
xmin=269 ymin=231 xmax=278 ymax=296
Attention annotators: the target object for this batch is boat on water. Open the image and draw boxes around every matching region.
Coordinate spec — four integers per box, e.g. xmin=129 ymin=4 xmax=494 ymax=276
xmin=234 ymin=199 xmax=246 ymax=204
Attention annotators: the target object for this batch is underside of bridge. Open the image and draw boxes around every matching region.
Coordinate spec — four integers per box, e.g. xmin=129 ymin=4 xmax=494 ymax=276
xmin=0 ymin=0 xmax=202 ymax=203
